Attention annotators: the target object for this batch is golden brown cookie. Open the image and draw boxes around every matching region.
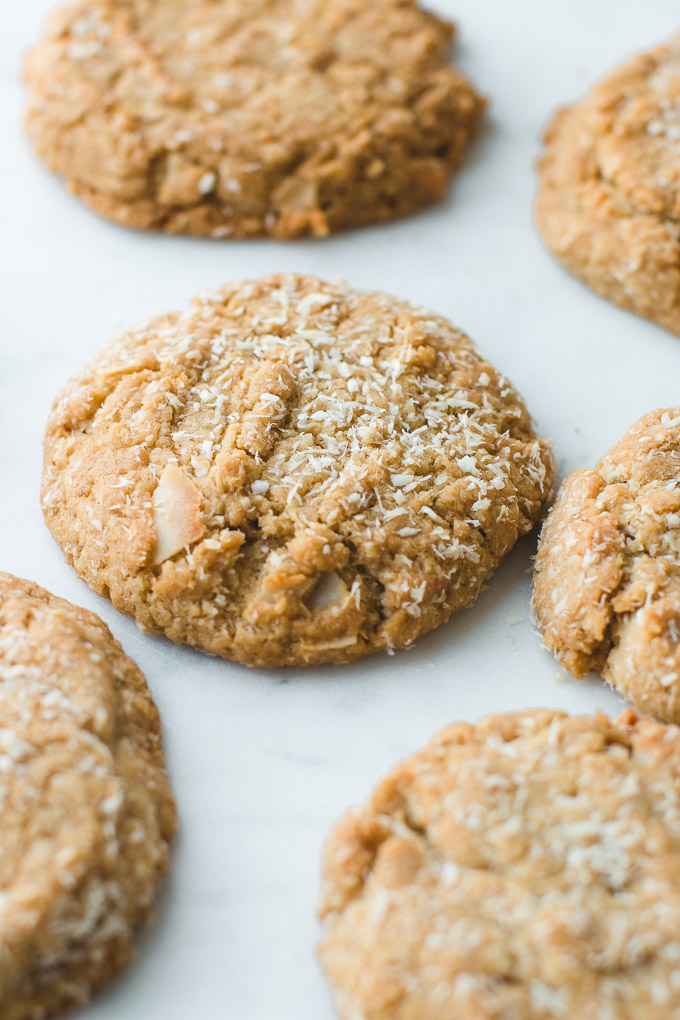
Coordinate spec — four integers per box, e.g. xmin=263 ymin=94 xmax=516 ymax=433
xmin=42 ymin=274 xmax=555 ymax=668
xmin=0 ymin=572 xmax=175 ymax=1020
xmin=533 ymin=408 xmax=680 ymax=722
xmin=536 ymin=36 xmax=680 ymax=336
xmin=319 ymin=708 xmax=680 ymax=1020
xmin=24 ymin=0 xmax=486 ymax=239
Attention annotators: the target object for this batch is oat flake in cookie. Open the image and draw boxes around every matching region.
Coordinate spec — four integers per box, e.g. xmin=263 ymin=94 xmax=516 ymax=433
xmin=0 ymin=572 xmax=175 ymax=1020
xmin=42 ymin=275 xmax=554 ymax=669
xmin=537 ymin=35 xmax=680 ymax=336
xmin=319 ymin=708 xmax=680 ymax=1020
xmin=24 ymin=0 xmax=485 ymax=239
xmin=534 ymin=408 xmax=680 ymax=723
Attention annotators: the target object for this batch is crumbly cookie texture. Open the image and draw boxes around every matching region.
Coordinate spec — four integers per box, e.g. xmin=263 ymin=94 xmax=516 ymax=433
xmin=319 ymin=708 xmax=680 ymax=1020
xmin=0 ymin=572 xmax=175 ymax=1020
xmin=42 ymin=274 xmax=554 ymax=669
xmin=24 ymin=0 xmax=486 ymax=239
xmin=533 ymin=408 xmax=680 ymax=722
xmin=536 ymin=35 xmax=680 ymax=336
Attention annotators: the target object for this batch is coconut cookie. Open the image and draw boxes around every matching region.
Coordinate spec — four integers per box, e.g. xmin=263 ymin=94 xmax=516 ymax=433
xmin=24 ymin=0 xmax=486 ymax=240
xmin=42 ymin=274 xmax=554 ymax=668
xmin=534 ymin=408 xmax=680 ymax=722
xmin=0 ymin=572 xmax=175 ymax=1020
xmin=537 ymin=36 xmax=680 ymax=336
xmin=319 ymin=708 xmax=680 ymax=1020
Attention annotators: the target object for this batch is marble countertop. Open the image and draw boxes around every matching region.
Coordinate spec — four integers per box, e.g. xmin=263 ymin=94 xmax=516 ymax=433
xmin=2 ymin=1 xmax=679 ymax=1016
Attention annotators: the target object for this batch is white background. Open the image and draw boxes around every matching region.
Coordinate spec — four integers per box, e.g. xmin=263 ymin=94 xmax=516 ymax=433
xmin=1 ymin=2 xmax=679 ymax=1017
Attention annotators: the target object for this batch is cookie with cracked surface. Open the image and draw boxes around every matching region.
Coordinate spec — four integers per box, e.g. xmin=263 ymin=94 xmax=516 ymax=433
xmin=0 ymin=572 xmax=175 ymax=1020
xmin=42 ymin=274 xmax=555 ymax=668
xmin=537 ymin=35 xmax=680 ymax=336
xmin=24 ymin=0 xmax=486 ymax=239
xmin=319 ymin=707 xmax=680 ymax=1020
xmin=533 ymin=408 xmax=680 ymax=722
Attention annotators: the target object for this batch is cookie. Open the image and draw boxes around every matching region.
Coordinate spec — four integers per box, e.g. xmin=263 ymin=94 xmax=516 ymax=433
xmin=319 ymin=707 xmax=680 ymax=1020
xmin=0 ymin=572 xmax=175 ymax=1020
xmin=536 ymin=36 xmax=680 ymax=336
xmin=24 ymin=0 xmax=486 ymax=239
xmin=533 ymin=408 xmax=680 ymax=722
xmin=42 ymin=274 xmax=555 ymax=668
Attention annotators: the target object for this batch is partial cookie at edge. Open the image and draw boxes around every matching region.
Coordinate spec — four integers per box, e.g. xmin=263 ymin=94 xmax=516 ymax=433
xmin=0 ymin=572 xmax=175 ymax=1020
xmin=319 ymin=708 xmax=680 ymax=1020
xmin=533 ymin=407 xmax=680 ymax=722
xmin=536 ymin=35 xmax=680 ymax=336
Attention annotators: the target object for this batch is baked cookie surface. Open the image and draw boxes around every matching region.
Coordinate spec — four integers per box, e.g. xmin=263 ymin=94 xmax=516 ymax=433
xmin=319 ymin=708 xmax=680 ymax=1020
xmin=42 ymin=274 xmax=554 ymax=668
xmin=0 ymin=572 xmax=175 ymax=1020
xmin=537 ymin=36 xmax=680 ymax=336
xmin=25 ymin=0 xmax=485 ymax=239
xmin=534 ymin=408 xmax=680 ymax=722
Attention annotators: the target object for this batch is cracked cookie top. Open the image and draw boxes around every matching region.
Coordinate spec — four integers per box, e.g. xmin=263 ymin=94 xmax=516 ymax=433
xmin=0 ymin=572 xmax=175 ymax=1020
xmin=42 ymin=274 xmax=554 ymax=668
xmin=24 ymin=0 xmax=485 ymax=238
xmin=533 ymin=408 xmax=680 ymax=722
xmin=319 ymin=709 xmax=680 ymax=1020
xmin=536 ymin=36 xmax=680 ymax=336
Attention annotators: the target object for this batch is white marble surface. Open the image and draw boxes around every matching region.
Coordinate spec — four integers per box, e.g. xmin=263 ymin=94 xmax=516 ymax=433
xmin=2 ymin=1 xmax=680 ymax=1016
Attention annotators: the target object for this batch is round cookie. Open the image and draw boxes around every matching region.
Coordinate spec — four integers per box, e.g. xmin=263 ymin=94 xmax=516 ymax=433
xmin=536 ymin=35 xmax=680 ymax=336
xmin=319 ymin=708 xmax=680 ymax=1020
xmin=24 ymin=0 xmax=486 ymax=239
xmin=0 ymin=572 xmax=175 ymax=1020
xmin=42 ymin=274 xmax=555 ymax=668
xmin=533 ymin=408 xmax=680 ymax=722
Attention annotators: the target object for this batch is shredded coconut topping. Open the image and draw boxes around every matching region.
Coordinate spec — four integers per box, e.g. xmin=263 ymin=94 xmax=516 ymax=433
xmin=43 ymin=275 xmax=554 ymax=667
xmin=320 ymin=709 xmax=680 ymax=1020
